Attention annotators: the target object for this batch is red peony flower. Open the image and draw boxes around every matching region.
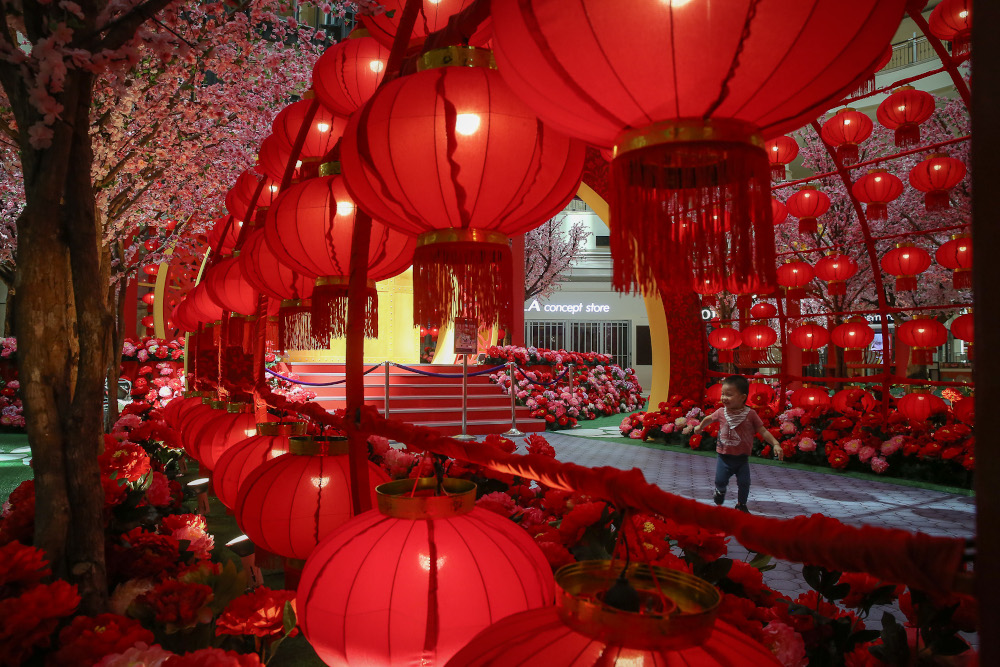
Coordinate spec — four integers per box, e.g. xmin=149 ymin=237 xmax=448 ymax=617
xmin=558 ymin=501 xmax=608 ymax=545
xmin=0 ymin=541 xmax=50 ymax=592
xmin=100 ymin=441 xmax=152 ymax=484
xmin=476 ymin=492 xmax=517 ymax=517
xmin=110 ymin=528 xmax=184 ymax=582
xmin=483 ymin=434 xmax=516 ymax=454
xmin=0 ymin=480 xmax=36 ymax=546
xmin=827 ymin=448 xmax=850 ymax=470
xmin=137 ymin=579 xmax=214 ymax=630
xmin=725 ymin=560 xmax=775 ymax=604
xmin=215 ymin=587 xmax=296 ymax=639
xmin=525 ymin=434 xmax=556 ymax=458
xmin=0 ymin=580 xmax=80 ymax=666
xmin=688 ymin=433 xmax=702 ymax=449
xmin=534 ymin=540 xmax=575 ymax=571
xmin=49 ymin=613 xmax=154 ymax=666
xmin=146 ymin=472 xmax=172 ymax=507
xmin=163 ymin=648 xmax=262 ymax=666
xmin=716 ymin=593 xmax=765 ymax=641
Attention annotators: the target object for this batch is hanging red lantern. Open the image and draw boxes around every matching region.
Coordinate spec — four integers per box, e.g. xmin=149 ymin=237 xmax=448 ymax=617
xmin=765 ymin=135 xmax=799 ymax=181
xmin=265 ymin=171 xmax=416 ymax=339
xmin=820 ymin=108 xmax=872 ymax=164
xmin=831 ymin=317 xmax=875 ymax=363
xmin=851 ymin=43 xmax=894 ymax=97
xmin=897 ymin=390 xmax=947 ymax=423
xmin=789 ymin=322 xmax=830 ymax=366
xmin=706 ymin=383 xmax=723 ymax=405
xmin=213 ymin=422 xmax=307 ymax=511
xmin=740 ymin=324 xmax=777 ymax=364
xmin=187 ymin=283 xmax=224 ymax=324
xmin=140 ymin=315 xmax=155 ymax=330
xmin=898 ymin=315 xmax=948 ymax=365
xmin=935 ymin=234 xmax=972 ymax=290
xmin=171 ymin=301 xmax=196 ymax=334
xmin=775 ymin=260 xmax=815 ymax=300
xmin=257 ymin=134 xmax=297 ymax=183
xmin=297 ymin=478 xmax=555 ymax=666
xmin=313 ymin=28 xmax=390 ymax=116
xmin=814 ymin=252 xmax=858 ymax=296
xmin=360 ymin=0 xmax=492 ymax=51
xmin=226 ymin=171 xmax=281 ymax=223
xmin=272 ymin=98 xmax=349 ymax=178
xmin=181 ymin=399 xmax=229 ymax=460
xmin=951 ymin=311 xmax=974 ymax=360
xmin=192 ymin=403 xmax=268 ymax=471
xmin=708 ymin=327 xmax=741 ymax=364
xmin=207 ymin=215 xmax=243 ymax=253
xmin=771 ymin=197 xmax=787 ymax=226
xmin=786 ymin=185 xmax=830 ymax=234
xmin=142 ymin=264 xmax=159 ymax=277
xmin=881 ymin=243 xmax=931 ymax=292
xmin=141 ymin=292 xmax=155 ymax=306
xmin=953 ymin=396 xmax=974 ymax=424
xmin=832 ymin=386 xmax=877 ymax=415
xmin=790 ymin=386 xmax=831 ymax=409
xmin=876 ymin=86 xmax=936 ymax=148
xmin=909 ymin=153 xmax=967 ymax=212
xmin=203 ymin=257 xmax=259 ymax=317
xmin=342 ymin=47 xmax=585 ymax=328
xmin=852 ymin=169 xmax=904 ymax=220
xmin=749 ymin=302 xmax=777 ymax=319
xmin=692 ymin=270 xmax=723 ymax=307
xmin=929 ymin=0 xmax=971 ymax=59
xmin=143 ymin=239 xmax=159 ymax=252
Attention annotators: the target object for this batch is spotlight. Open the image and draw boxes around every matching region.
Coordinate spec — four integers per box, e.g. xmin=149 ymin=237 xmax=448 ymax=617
xmin=226 ymin=534 xmax=264 ymax=588
xmin=187 ymin=477 xmax=211 ymax=515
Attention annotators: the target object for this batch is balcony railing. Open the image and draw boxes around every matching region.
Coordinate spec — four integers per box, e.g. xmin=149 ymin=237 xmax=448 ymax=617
xmin=881 ymin=36 xmax=939 ymax=73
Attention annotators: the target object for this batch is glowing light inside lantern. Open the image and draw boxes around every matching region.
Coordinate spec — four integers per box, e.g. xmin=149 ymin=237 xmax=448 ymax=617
xmin=934 ymin=164 xmax=942 ymax=170
xmin=311 ymin=476 xmax=328 ymax=488
xmin=455 ymin=114 xmax=481 ymax=135
xmin=295 ymin=160 xmax=303 ymax=168
xmin=418 ymin=553 xmax=447 ymax=571
xmin=316 ymin=122 xmax=331 ymax=133
xmin=960 ymin=10 xmax=968 ymax=18
xmin=336 ymin=201 xmax=355 ymax=216
xmin=269 ymin=185 xmax=279 ymax=192
xmin=369 ymin=60 xmax=385 ymax=73
xmin=874 ymin=176 xmax=882 ymax=182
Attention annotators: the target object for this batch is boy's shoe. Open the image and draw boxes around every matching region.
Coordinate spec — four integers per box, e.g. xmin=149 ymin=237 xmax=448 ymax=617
xmin=735 ymin=503 xmax=750 ymax=513
xmin=713 ymin=488 xmax=725 ymax=506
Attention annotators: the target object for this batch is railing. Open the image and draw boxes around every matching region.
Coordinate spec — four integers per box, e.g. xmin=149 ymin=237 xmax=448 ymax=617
xmin=882 ymin=36 xmax=940 ymax=73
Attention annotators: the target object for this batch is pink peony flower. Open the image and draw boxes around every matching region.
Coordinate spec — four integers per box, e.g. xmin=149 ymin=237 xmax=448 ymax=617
xmin=96 ymin=642 xmax=174 ymax=667
xmin=858 ymin=445 xmax=876 ymax=463
xmin=880 ymin=436 xmax=904 ymax=456
xmin=842 ymin=439 xmax=861 ymax=455
xmin=476 ymin=492 xmax=516 ymax=517
xmin=146 ymin=472 xmax=172 ymax=507
xmin=870 ymin=456 xmax=889 ymax=474
xmin=796 ymin=438 xmax=816 ymax=452
xmin=762 ymin=621 xmax=807 ymax=667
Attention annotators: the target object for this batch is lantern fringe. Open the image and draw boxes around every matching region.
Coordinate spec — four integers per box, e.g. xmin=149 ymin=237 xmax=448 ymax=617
xmin=311 ymin=281 xmax=378 ymax=340
xmin=865 ymin=203 xmax=888 ymax=220
xmin=836 ymin=144 xmax=859 ymax=165
xmin=826 ymin=281 xmax=847 ymax=296
xmin=798 ymin=218 xmax=818 ymax=234
xmin=718 ymin=350 xmax=734 ymax=363
xmin=967 ymin=342 xmax=974 ymax=361
xmin=848 ymin=76 xmax=876 ymax=99
xmin=952 ymin=34 xmax=970 ymax=59
xmin=924 ymin=190 xmax=951 ymax=211
xmin=412 ymin=240 xmax=512 ymax=328
xmin=226 ymin=316 xmax=255 ymax=349
xmin=279 ymin=302 xmax=327 ymax=351
xmin=894 ymin=124 xmax=921 ymax=148
xmin=784 ymin=287 xmax=806 ymax=300
xmin=895 ymin=276 xmax=918 ymax=292
xmin=610 ymin=140 xmax=776 ymax=296
xmin=953 ymin=270 xmax=972 ymax=290
xmin=265 ymin=317 xmax=279 ymax=351
xmin=770 ymin=164 xmax=786 ymax=182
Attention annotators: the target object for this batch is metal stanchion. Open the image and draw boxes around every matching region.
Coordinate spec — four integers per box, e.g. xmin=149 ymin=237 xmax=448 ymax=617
xmin=454 ymin=355 xmax=476 ymax=440
xmin=383 ymin=361 xmax=391 ymax=419
xmin=568 ymin=362 xmax=581 ymax=428
xmin=503 ymin=360 xmax=524 ymax=437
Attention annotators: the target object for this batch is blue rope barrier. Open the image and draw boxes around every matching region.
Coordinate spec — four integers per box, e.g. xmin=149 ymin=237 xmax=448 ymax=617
xmin=511 ymin=366 xmax=571 ymax=388
xmin=391 ymin=362 xmax=507 ymax=378
xmin=265 ymin=363 xmax=383 ymax=386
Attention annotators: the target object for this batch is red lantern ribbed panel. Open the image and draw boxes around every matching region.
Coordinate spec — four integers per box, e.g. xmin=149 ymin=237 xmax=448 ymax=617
xmin=188 ymin=283 xmax=224 ymax=324
xmin=881 ymin=244 xmax=931 ymax=292
xmin=771 ymin=197 xmax=787 ymax=226
xmin=820 ymin=108 xmax=873 ymax=164
xmin=708 ymin=327 xmax=741 ymax=363
xmin=207 ymin=216 xmax=241 ymax=253
xmin=272 ymin=99 xmax=349 ymax=161
xmin=832 ymin=387 xmax=877 ymax=415
xmin=786 ymin=186 xmax=830 ymax=234
xmin=951 ymin=312 xmax=973 ymax=342
xmin=814 ymin=252 xmax=858 ymax=296
xmin=360 ymin=0 xmax=492 ymax=50
xmin=257 ymin=135 xmax=297 ymax=182
xmin=740 ymin=324 xmax=776 ymax=364
xmin=898 ymin=392 xmax=947 ymax=422
xmin=831 ymin=318 xmax=875 ymax=363
xmin=909 ymin=153 xmax=967 ymax=212
xmin=212 ymin=425 xmax=302 ymax=510
xmin=876 ymin=86 xmax=935 ymax=148
xmin=749 ymin=302 xmax=777 ymax=319
xmin=181 ymin=404 xmax=229 ymax=461
xmin=203 ymin=257 xmax=259 ymax=317
xmin=936 ymin=235 xmax=972 ymax=289
xmin=194 ymin=409 xmax=266 ymax=471
xmin=176 ymin=399 xmax=215 ymax=445
xmin=791 ymin=386 xmax=831 ymax=409
xmin=789 ymin=323 xmax=830 ymax=366
xmin=852 ymin=169 xmax=903 ymax=220
xmin=341 ymin=59 xmax=585 ymax=327
xmin=765 ymin=135 xmax=798 ymax=181
xmin=226 ymin=171 xmax=280 ymax=222
xmin=313 ymin=33 xmax=390 ymax=115
xmin=929 ymin=0 xmax=971 ymax=59
xmin=172 ymin=300 xmax=197 ymax=334
xmin=776 ymin=261 xmax=815 ymax=300
xmin=898 ymin=316 xmax=947 ymax=365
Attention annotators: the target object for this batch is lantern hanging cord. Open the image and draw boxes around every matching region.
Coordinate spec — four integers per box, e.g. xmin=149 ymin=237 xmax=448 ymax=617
xmin=264 ymin=363 xmax=384 ymax=386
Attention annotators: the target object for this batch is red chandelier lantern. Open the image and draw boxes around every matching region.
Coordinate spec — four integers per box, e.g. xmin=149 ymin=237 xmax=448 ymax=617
xmin=831 ymin=317 xmax=875 ymax=363
xmin=297 ymin=478 xmax=555 ymax=666
xmin=789 ymin=322 xmax=830 ymax=366
xmin=775 ymin=260 xmax=815 ymax=300
xmin=814 ymin=252 xmax=858 ymax=296
xmin=265 ymin=172 xmax=416 ymax=339
xmin=272 ymin=98 xmax=349 ymax=178
xmin=313 ymin=28 xmax=390 ymax=116
xmin=236 ymin=436 xmax=390 ymax=561
xmin=951 ymin=311 xmax=974 ymax=360
xmin=852 ymin=169 xmax=904 ymax=220
xmin=876 ymin=86 xmax=936 ymax=148
xmin=898 ymin=315 xmax=948 ymax=365
xmin=786 ymin=185 xmax=830 ymax=234
xmin=740 ymin=323 xmax=777 ymax=364
xmin=341 ymin=47 xmax=584 ymax=328
xmin=909 ymin=153 xmax=967 ymax=212
xmin=820 ymin=108 xmax=872 ymax=164
xmin=765 ymin=135 xmax=799 ymax=181
xmin=771 ymin=197 xmax=787 ymax=226
xmin=749 ymin=302 xmax=777 ymax=319
xmin=832 ymin=386 xmax=877 ymax=415
xmin=935 ymin=234 xmax=972 ymax=290
xmin=490 ymin=0 xmax=905 ymax=294
xmin=360 ymin=0 xmax=492 ymax=51
xmin=446 ymin=560 xmax=780 ymax=667
xmin=708 ymin=327 xmax=741 ymax=364
xmin=881 ymin=243 xmax=931 ymax=292
xmin=257 ymin=135 xmax=298 ymax=183
xmin=692 ymin=270 xmax=723 ymax=307
xmin=929 ymin=0 xmax=971 ymax=59
xmin=212 ymin=422 xmax=306 ymax=511
xmin=791 ymin=386 xmax=831 ymax=410
xmin=897 ymin=390 xmax=947 ymax=423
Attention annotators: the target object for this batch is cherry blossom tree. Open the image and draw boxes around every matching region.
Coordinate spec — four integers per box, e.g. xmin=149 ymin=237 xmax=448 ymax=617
xmin=524 ymin=214 xmax=590 ymax=300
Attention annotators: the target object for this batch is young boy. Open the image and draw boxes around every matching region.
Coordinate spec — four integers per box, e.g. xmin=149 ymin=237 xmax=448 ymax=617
xmin=694 ymin=375 xmax=782 ymax=513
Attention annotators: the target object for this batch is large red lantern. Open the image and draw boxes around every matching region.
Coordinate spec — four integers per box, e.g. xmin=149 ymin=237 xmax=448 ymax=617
xmin=491 ymin=0 xmax=905 ymax=294
xmin=749 ymin=302 xmax=777 ymax=319
xmin=876 ymin=86 xmax=936 ymax=148
xmin=236 ymin=436 xmax=390 ymax=560
xmin=272 ymin=98 xmax=349 ymax=176
xmin=935 ymin=234 xmax=972 ymax=290
xmin=708 ymin=327 xmax=741 ymax=363
xmin=789 ymin=322 xmax=830 ymax=366
xmin=897 ymin=390 xmax=947 ymax=423
xmin=951 ymin=311 xmax=974 ymax=360
xmin=852 ymin=169 xmax=904 ymax=220
xmin=832 ymin=386 xmax=877 ymax=415
xmin=313 ymin=28 xmax=389 ymax=116
xmin=193 ymin=403 xmax=268 ymax=471
xmin=740 ymin=324 xmax=777 ymax=364
xmin=257 ymin=134 xmax=297 ymax=183
xmin=831 ymin=317 xmax=875 ymax=363
xmin=775 ymin=260 xmax=815 ymax=300
xmin=226 ymin=171 xmax=280 ymax=223
xmin=207 ymin=215 xmax=241 ymax=253
xmin=181 ymin=399 xmax=229 ymax=460
xmin=909 ymin=153 xmax=967 ymax=212
xmin=881 ymin=243 xmax=931 ymax=292
xmin=771 ymin=197 xmax=787 ymax=226
xmin=765 ymin=135 xmax=799 ymax=181
xmin=342 ymin=48 xmax=584 ymax=327
xmin=785 ymin=185 xmax=830 ymax=234
xmin=929 ymin=0 xmax=971 ymax=59
xmin=203 ymin=257 xmax=259 ymax=317
xmin=212 ymin=422 xmax=306 ymax=511
xmin=360 ymin=0 xmax=492 ymax=50
xmin=265 ymin=173 xmax=415 ymax=339
xmin=814 ymin=252 xmax=858 ymax=296
xmin=297 ymin=478 xmax=554 ymax=666
xmin=186 ymin=283 xmax=224 ymax=324
xmin=820 ymin=108 xmax=872 ymax=164
xmin=897 ymin=315 xmax=948 ymax=365
xmin=791 ymin=386 xmax=831 ymax=409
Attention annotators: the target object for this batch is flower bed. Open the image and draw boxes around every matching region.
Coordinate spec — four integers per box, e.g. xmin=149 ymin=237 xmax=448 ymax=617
xmin=123 ymin=337 xmax=185 ymax=363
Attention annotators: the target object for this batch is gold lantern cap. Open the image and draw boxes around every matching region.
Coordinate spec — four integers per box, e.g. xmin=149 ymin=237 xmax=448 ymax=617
xmin=376 ymin=477 xmax=476 ymax=519
xmin=257 ymin=421 xmax=308 ymax=437
xmin=288 ymin=435 xmax=348 ymax=456
xmin=417 ymin=46 xmax=495 ymax=72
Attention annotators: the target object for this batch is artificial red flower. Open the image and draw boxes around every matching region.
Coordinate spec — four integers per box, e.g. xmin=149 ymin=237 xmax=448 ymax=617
xmin=827 ymin=448 xmax=850 ymax=470
xmin=102 ymin=476 xmax=128 ymax=509
xmin=483 ymin=434 xmax=516 ymax=454
xmin=137 ymin=580 xmax=214 ymax=631
xmin=725 ymin=560 xmax=775 ymax=604
xmin=688 ymin=433 xmax=703 ymax=449
xmin=716 ymin=593 xmax=766 ymax=641
xmin=0 ymin=540 xmax=50 ymax=592
xmin=100 ymin=441 xmax=152 ymax=484
xmin=476 ymin=492 xmax=517 ymax=517
xmin=0 ymin=480 xmax=36 ymax=546
xmin=0 ymin=580 xmax=80 ymax=666
xmin=110 ymin=528 xmax=184 ymax=582
xmin=839 ymin=572 xmax=901 ymax=609
xmin=525 ymin=434 xmax=556 ymax=458
xmin=215 ymin=587 xmax=296 ymax=639
xmin=662 ymin=518 xmax=729 ymax=561
xmin=162 ymin=648 xmax=262 ymax=666
xmin=534 ymin=540 xmax=575 ymax=571
xmin=49 ymin=613 xmax=154 ymax=666
xmin=146 ymin=472 xmax=172 ymax=507
xmin=558 ymin=501 xmax=608 ymax=545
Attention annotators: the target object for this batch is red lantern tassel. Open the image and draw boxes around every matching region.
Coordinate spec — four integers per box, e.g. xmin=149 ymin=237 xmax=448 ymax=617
xmin=848 ymin=75 xmax=876 ymax=99
xmin=278 ymin=299 xmax=326 ymax=351
xmin=827 ymin=280 xmax=846 ymax=296
xmin=895 ymin=275 xmax=918 ymax=292
xmin=719 ymin=350 xmax=734 ymax=363
xmin=865 ymin=203 xmax=887 ymax=220
xmin=911 ymin=348 xmax=934 ymax=365
xmin=412 ymin=235 xmax=513 ymax=328
xmin=701 ymin=294 xmax=716 ymax=307
xmin=894 ymin=123 xmax=921 ymax=148
xmin=265 ymin=316 xmax=279 ymax=352
xmin=770 ymin=164 xmax=786 ymax=181
xmin=785 ymin=287 xmax=806 ymax=300
xmin=836 ymin=144 xmax=859 ymax=165
xmin=844 ymin=349 xmax=863 ymax=363
xmin=924 ymin=190 xmax=951 ymax=211
xmin=311 ymin=278 xmax=378 ymax=340
xmin=798 ymin=218 xmax=818 ymax=234
xmin=953 ymin=270 xmax=972 ymax=290
xmin=802 ymin=350 xmax=819 ymax=366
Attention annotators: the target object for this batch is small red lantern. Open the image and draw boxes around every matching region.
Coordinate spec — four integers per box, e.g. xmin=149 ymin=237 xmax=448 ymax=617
xmin=692 ymin=270 xmax=723 ymax=307
xmin=706 ymin=383 xmax=723 ymax=405
xmin=876 ymin=86 xmax=936 ymax=148
xmin=814 ymin=252 xmax=858 ymax=296
xmin=708 ymin=327 xmax=741 ymax=364
xmin=749 ymin=302 xmax=777 ymax=319
xmin=820 ymin=108 xmax=872 ymax=164
xmin=181 ymin=400 xmax=230 ymax=461
xmin=141 ymin=292 xmax=155 ymax=306
xmin=898 ymin=315 xmax=948 ymax=365
xmin=143 ymin=239 xmax=159 ymax=252
xmin=775 ymin=260 xmax=815 ymax=300
xmin=929 ymin=0 xmax=971 ymax=59
xmin=831 ymin=316 xmax=875 ymax=363
xmin=935 ymin=234 xmax=972 ymax=290
xmin=881 ymin=243 xmax=931 ymax=292
xmin=140 ymin=315 xmax=154 ymax=329
xmin=740 ymin=324 xmax=777 ymax=364
xmin=771 ymin=197 xmax=787 ymax=226
xmin=765 ymin=135 xmax=799 ymax=181
xmin=832 ymin=386 xmax=877 ymax=415
xmin=951 ymin=311 xmax=974 ymax=360
xmin=142 ymin=264 xmax=159 ymax=277
xmin=852 ymin=169 xmax=903 ymax=220
xmin=186 ymin=283 xmax=224 ymax=324
xmin=788 ymin=322 xmax=830 ymax=366
xmin=791 ymin=386 xmax=831 ymax=409
xmin=212 ymin=422 xmax=306 ymax=510
xmin=226 ymin=171 xmax=280 ymax=223
xmin=909 ymin=152 xmax=967 ymax=212
xmin=313 ymin=28 xmax=390 ymax=116
xmin=897 ymin=390 xmax=947 ymax=423
xmin=272 ymin=98 xmax=349 ymax=178
xmin=207 ymin=215 xmax=242 ymax=253
xmin=785 ymin=185 xmax=830 ymax=234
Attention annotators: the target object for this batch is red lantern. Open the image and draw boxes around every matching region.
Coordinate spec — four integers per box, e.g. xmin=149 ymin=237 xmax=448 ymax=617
xmin=786 ymin=185 xmax=830 ymax=234
xmin=272 ymin=98 xmax=349 ymax=178
xmin=706 ymin=383 xmax=723 ymax=405
xmin=851 ymin=43 xmax=894 ymax=97
xmin=341 ymin=49 xmax=584 ymax=327
xmin=226 ymin=171 xmax=280 ymax=223
xmin=708 ymin=327 xmax=741 ymax=364
xmin=929 ymin=0 xmax=971 ymax=59
xmin=909 ymin=153 xmax=967 ymax=212
xmin=881 ymin=243 xmax=931 ymax=292
xmin=789 ymin=322 xmax=830 ymax=366
xmin=876 ymin=86 xmax=936 ymax=148
xmin=951 ymin=311 xmax=974 ymax=360
xmin=143 ymin=239 xmax=159 ymax=252
xmin=814 ymin=252 xmax=858 ymax=296
xmin=203 ymin=257 xmax=259 ymax=317
xmin=791 ymin=386 xmax=831 ymax=409
xmin=897 ymin=390 xmax=947 ymax=423
xmin=832 ymin=386 xmax=877 ymax=415
xmin=771 ymin=197 xmax=787 ymax=226
xmin=265 ymin=173 xmax=415 ymax=339
xmin=257 ymin=134 xmax=297 ymax=182
xmin=749 ymin=302 xmax=777 ymax=319
xmin=953 ymin=396 xmax=974 ymax=424
xmin=775 ymin=260 xmax=815 ymax=300
xmin=740 ymin=324 xmax=777 ymax=364
xmin=898 ymin=315 xmax=948 ymax=365
xmin=141 ymin=292 xmax=155 ymax=306
xmin=831 ymin=317 xmax=875 ymax=363
xmin=142 ymin=264 xmax=159 ymax=277
xmin=181 ymin=400 xmax=229 ymax=460
xmin=297 ymin=478 xmax=554 ymax=666
xmin=187 ymin=283 xmax=224 ymax=324
xmin=313 ymin=28 xmax=389 ymax=116
xmin=207 ymin=215 xmax=242 ymax=253
xmin=692 ymin=270 xmax=723 ymax=307
xmin=213 ymin=422 xmax=306 ymax=510
xmin=140 ymin=315 xmax=155 ymax=330
xmin=820 ymin=108 xmax=872 ymax=164
xmin=765 ymin=135 xmax=799 ymax=181
xmin=852 ymin=169 xmax=903 ymax=220
xmin=192 ymin=404 xmax=268 ymax=471
xmin=935 ymin=234 xmax=972 ymax=290
xmin=360 ymin=0 xmax=492 ymax=50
